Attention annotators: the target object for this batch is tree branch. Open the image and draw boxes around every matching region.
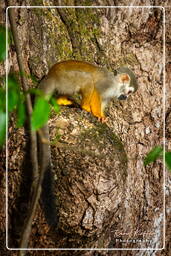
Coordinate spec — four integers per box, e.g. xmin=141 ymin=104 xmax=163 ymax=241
xmin=7 ymin=4 xmax=39 ymax=254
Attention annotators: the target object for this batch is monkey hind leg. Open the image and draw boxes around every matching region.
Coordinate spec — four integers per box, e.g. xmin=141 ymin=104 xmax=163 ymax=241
xmin=81 ymin=98 xmax=91 ymax=113
xmin=90 ymin=88 xmax=105 ymax=119
xmin=56 ymin=96 xmax=73 ymax=106
xmin=81 ymin=85 xmax=94 ymax=113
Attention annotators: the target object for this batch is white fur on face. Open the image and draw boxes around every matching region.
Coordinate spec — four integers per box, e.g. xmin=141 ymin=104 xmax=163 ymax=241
xmin=123 ymin=85 xmax=135 ymax=95
xmin=103 ymin=74 xmax=135 ymax=99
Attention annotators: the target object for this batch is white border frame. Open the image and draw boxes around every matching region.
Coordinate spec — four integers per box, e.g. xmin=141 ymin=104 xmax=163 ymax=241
xmin=6 ymin=5 xmax=166 ymax=251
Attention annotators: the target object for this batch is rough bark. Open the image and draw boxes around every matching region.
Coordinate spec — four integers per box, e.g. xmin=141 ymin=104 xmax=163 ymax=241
xmin=0 ymin=0 xmax=171 ymax=255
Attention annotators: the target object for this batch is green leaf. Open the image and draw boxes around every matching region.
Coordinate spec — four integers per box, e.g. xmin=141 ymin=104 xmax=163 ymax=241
xmin=0 ymin=111 xmax=6 ymax=147
xmin=31 ymin=97 xmax=50 ymax=130
xmin=0 ymin=25 xmax=11 ymax=62
xmin=0 ymin=26 xmax=6 ymax=62
xmin=16 ymin=101 xmax=26 ymax=127
xmin=50 ymin=97 xmax=60 ymax=113
xmin=8 ymin=87 xmax=19 ymax=112
xmin=144 ymin=146 xmax=163 ymax=166
xmin=8 ymin=75 xmax=20 ymax=112
xmin=0 ymin=88 xmax=6 ymax=112
xmin=27 ymin=88 xmax=44 ymax=97
xmin=165 ymin=152 xmax=171 ymax=171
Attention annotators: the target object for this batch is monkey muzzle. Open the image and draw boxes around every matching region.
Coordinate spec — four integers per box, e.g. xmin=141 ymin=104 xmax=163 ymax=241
xmin=118 ymin=95 xmax=127 ymax=100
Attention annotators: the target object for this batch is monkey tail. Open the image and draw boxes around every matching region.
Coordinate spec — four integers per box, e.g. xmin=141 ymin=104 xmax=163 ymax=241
xmin=39 ymin=124 xmax=59 ymax=228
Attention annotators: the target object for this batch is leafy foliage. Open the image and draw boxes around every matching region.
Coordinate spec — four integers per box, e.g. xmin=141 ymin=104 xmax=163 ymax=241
xmin=0 ymin=110 xmax=6 ymax=146
xmin=31 ymin=96 xmax=50 ymax=130
xmin=0 ymin=25 xmax=11 ymax=62
xmin=16 ymin=98 xmax=26 ymax=128
xmin=8 ymin=75 xmax=20 ymax=111
xmin=31 ymin=94 xmax=60 ymax=130
xmin=50 ymin=97 xmax=60 ymax=113
xmin=0 ymin=25 xmax=6 ymax=62
xmin=144 ymin=146 xmax=163 ymax=166
xmin=0 ymin=25 xmax=10 ymax=146
xmin=144 ymin=146 xmax=171 ymax=171
xmin=165 ymin=152 xmax=171 ymax=170
xmin=0 ymin=87 xmax=6 ymax=112
xmin=0 ymin=25 xmax=60 ymax=147
xmin=8 ymin=74 xmax=26 ymax=127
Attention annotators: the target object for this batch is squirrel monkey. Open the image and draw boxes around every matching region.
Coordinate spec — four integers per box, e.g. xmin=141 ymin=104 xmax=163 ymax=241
xmin=39 ymin=60 xmax=138 ymax=121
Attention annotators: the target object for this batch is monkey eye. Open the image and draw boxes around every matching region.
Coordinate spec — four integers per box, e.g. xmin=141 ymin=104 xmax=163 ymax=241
xmin=128 ymin=90 xmax=132 ymax=94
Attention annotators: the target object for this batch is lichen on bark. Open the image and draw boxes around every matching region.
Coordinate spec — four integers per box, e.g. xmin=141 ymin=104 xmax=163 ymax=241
xmin=37 ymin=107 xmax=128 ymax=248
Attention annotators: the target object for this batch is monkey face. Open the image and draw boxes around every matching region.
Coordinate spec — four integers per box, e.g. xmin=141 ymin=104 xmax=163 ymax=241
xmin=116 ymin=66 xmax=138 ymax=100
xmin=117 ymin=85 xmax=135 ymax=100
xmin=117 ymin=73 xmax=135 ymax=100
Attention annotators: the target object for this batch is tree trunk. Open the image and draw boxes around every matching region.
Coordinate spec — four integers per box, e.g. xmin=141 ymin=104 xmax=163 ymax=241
xmin=0 ymin=0 xmax=171 ymax=255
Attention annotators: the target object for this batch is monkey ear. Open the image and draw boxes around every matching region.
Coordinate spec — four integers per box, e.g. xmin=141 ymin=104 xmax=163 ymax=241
xmin=119 ymin=73 xmax=130 ymax=83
